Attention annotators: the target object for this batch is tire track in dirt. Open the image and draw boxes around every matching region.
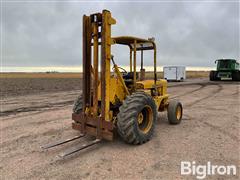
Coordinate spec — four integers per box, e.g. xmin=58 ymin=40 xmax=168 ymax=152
xmin=178 ymin=83 xmax=239 ymax=142
xmin=230 ymin=86 xmax=239 ymax=96
xmin=1 ymin=112 xmax=70 ymax=133
xmin=168 ymin=80 xmax=239 ymax=88
xmin=0 ymin=100 xmax=74 ymax=117
xmin=169 ymin=82 xmax=223 ymax=107
xmin=202 ymin=121 xmax=239 ymax=142
xmin=1 ymin=81 xmax=230 ymax=117
xmin=1 ymin=104 xmax=73 ymax=121
xmin=1 ymin=125 xmax=71 ymax=153
xmin=183 ymin=114 xmax=240 ymax=143
xmin=170 ymin=83 xmax=206 ymax=99
xmin=185 ymin=83 xmax=223 ymax=107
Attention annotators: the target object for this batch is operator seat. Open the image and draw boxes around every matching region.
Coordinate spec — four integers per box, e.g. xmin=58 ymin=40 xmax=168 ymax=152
xmin=123 ymin=72 xmax=139 ymax=86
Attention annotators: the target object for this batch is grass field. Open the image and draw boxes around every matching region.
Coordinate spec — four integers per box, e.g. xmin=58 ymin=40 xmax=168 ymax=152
xmin=0 ymin=71 xmax=209 ymax=79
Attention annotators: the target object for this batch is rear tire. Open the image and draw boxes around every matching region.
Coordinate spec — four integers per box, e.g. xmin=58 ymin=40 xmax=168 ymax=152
xmin=167 ymin=100 xmax=183 ymax=125
xmin=232 ymin=71 xmax=240 ymax=81
xmin=117 ymin=92 xmax=157 ymax=144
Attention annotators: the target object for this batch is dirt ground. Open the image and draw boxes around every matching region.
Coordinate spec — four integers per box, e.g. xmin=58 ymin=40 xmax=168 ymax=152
xmin=1 ymin=78 xmax=239 ymax=179
xmin=0 ymin=78 xmax=82 ymax=98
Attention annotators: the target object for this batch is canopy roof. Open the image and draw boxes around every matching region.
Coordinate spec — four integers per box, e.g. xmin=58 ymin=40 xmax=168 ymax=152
xmin=112 ymin=36 xmax=155 ymax=50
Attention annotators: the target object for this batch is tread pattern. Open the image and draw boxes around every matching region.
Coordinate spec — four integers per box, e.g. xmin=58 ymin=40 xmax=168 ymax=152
xmin=167 ymin=100 xmax=182 ymax=124
xmin=210 ymin=71 xmax=221 ymax=81
xmin=117 ymin=92 xmax=157 ymax=144
xmin=72 ymin=96 xmax=83 ymax=114
xmin=232 ymin=71 xmax=240 ymax=81
xmin=209 ymin=71 xmax=215 ymax=81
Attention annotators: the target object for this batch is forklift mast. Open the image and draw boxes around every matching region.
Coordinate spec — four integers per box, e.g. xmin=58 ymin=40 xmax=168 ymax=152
xmin=81 ymin=10 xmax=116 ymax=139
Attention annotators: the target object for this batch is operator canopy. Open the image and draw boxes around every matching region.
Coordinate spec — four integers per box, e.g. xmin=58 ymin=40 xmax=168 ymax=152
xmin=112 ymin=36 xmax=155 ymax=51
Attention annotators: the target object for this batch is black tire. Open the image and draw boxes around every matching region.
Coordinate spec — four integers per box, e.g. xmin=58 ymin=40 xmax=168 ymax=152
xmin=209 ymin=71 xmax=215 ymax=81
xmin=117 ymin=92 xmax=157 ymax=144
xmin=167 ymin=100 xmax=183 ymax=125
xmin=215 ymin=72 xmax=221 ymax=81
xmin=73 ymin=95 xmax=82 ymax=114
xmin=232 ymin=71 xmax=240 ymax=81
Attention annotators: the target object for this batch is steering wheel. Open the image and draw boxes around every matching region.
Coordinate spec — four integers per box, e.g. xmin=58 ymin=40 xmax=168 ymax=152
xmin=112 ymin=66 xmax=128 ymax=75
xmin=117 ymin=66 xmax=128 ymax=74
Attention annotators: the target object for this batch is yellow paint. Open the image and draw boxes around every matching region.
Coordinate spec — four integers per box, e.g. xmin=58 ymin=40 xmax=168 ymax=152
xmin=133 ymin=40 xmax=137 ymax=90
xmin=136 ymin=79 xmax=167 ymax=89
xmin=98 ymin=77 xmax=126 ymax=105
xmin=102 ymin=10 xmax=116 ymax=121
xmin=138 ymin=105 xmax=153 ymax=134
xmin=176 ymin=105 xmax=182 ymax=120
xmin=112 ymin=36 xmax=156 ymax=45
xmin=137 ymin=113 xmax=144 ymax=124
xmin=113 ymin=65 xmax=130 ymax=95
xmin=130 ymin=50 xmax=132 ymax=72
xmin=92 ymin=22 xmax=99 ymax=115
xmin=153 ymin=95 xmax=169 ymax=110
xmin=135 ymin=79 xmax=169 ymax=110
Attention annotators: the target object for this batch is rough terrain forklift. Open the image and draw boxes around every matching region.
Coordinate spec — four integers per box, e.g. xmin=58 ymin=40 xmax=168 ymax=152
xmin=42 ymin=10 xmax=183 ymax=157
xmin=210 ymin=59 xmax=240 ymax=81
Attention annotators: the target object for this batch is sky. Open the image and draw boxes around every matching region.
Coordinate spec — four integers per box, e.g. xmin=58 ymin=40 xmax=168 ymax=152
xmin=1 ymin=0 xmax=239 ymax=72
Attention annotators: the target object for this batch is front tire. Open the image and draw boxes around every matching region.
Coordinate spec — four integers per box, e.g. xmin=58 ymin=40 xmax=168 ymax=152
xmin=117 ymin=92 xmax=157 ymax=144
xmin=167 ymin=100 xmax=183 ymax=124
xmin=209 ymin=71 xmax=215 ymax=81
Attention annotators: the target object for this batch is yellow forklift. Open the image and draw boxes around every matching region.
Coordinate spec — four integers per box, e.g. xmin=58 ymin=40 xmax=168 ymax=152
xmin=42 ymin=10 xmax=183 ymax=157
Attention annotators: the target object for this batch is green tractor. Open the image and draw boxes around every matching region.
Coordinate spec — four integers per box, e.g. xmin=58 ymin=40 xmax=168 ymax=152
xmin=210 ymin=59 xmax=240 ymax=81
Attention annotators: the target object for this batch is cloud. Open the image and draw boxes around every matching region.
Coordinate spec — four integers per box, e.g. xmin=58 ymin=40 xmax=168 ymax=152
xmin=2 ymin=1 xmax=239 ymax=69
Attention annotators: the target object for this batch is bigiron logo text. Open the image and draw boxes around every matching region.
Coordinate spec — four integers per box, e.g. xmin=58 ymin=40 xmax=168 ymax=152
xmin=180 ymin=161 xmax=237 ymax=179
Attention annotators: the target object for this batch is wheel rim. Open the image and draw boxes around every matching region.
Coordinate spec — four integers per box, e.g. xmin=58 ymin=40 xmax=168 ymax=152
xmin=137 ymin=113 xmax=144 ymax=124
xmin=138 ymin=105 xmax=153 ymax=134
xmin=176 ymin=105 xmax=182 ymax=120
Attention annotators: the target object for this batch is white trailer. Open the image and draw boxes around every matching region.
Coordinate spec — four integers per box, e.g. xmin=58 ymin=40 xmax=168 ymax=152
xmin=163 ymin=66 xmax=186 ymax=81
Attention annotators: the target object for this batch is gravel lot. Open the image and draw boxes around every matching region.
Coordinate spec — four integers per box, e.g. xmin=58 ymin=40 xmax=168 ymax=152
xmin=1 ymin=78 xmax=239 ymax=179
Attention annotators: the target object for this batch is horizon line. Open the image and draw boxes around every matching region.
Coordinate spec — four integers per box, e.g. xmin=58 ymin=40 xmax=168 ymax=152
xmin=1 ymin=66 xmax=215 ymax=72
